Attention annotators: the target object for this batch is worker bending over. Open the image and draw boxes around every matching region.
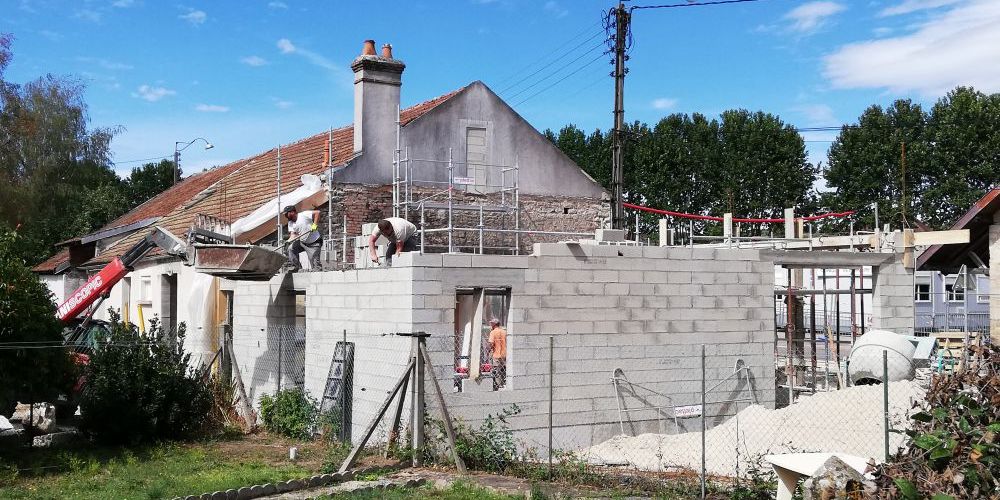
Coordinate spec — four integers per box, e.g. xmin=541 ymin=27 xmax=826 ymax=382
xmin=284 ymin=205 xmax=322 ymax=271
xmin=369 ymin=217 xmax=417 ymax=266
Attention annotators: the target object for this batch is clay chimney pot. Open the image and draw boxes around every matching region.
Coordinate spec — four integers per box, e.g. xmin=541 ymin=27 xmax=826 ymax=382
xmin=381 ymin=44 xmax=393 ymax=59
xmin=361 ymin=40 xmax=376 ymax=56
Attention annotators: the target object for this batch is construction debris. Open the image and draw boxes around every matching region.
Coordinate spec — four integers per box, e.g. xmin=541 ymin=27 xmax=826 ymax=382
xmin=10 ymin=402 xmax=56 ymax=433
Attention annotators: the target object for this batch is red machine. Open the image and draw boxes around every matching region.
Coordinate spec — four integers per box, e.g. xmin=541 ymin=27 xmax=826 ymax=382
xmin=56 ymin=227 xmax=187 ymax=325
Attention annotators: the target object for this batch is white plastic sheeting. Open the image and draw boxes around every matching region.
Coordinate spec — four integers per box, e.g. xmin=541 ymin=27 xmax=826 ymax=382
xmin=231 ymin=174 xmax=324 ymax=241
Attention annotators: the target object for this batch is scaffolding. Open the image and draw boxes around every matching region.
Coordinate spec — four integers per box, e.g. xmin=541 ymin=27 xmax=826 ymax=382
xmin=389 ymin=106 xmax=592 ymax=255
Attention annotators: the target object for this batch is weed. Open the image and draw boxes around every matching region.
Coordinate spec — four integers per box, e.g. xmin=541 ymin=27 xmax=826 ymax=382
xmin=259 ymin=388 xmax=318 ymax=440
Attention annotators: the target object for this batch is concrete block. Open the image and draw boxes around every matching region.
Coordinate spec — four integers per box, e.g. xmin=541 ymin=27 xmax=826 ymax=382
xmin=604 ymin=283 xmax=629 ymax=295
xmin=576 ymin=282 xmax=604 ymax=295
xmin=441 ymin=254 xmax=472 ymax=268
xmin=629 ymin=283 xmax=653 ymax=295
xmin=550 ymin=282 xmax=575 ymax=295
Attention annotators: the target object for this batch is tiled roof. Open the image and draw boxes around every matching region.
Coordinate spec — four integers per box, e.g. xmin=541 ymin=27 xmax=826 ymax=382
xmin=75 ymin=86 xmax=466 ymax=268
xmin=34 ymin=248 xmax=71 ymax=273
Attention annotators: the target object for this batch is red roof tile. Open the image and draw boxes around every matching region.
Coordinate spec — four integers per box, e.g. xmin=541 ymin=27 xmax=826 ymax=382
xmin=33 ymin=248 xmax=70 ymax=273
xmin=79 ymin=86 xmax=466 ymax=267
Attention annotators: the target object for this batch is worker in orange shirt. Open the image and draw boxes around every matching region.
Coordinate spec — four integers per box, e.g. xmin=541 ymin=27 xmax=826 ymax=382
xmin=487 ymin=318 xmax=507 ymax=390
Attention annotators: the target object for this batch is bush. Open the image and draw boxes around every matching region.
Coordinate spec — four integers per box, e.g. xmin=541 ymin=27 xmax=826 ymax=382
xmin=876 ymin=344 xmax=1000 ymax=499
xmin=450 ymin=404 xmax=521 ymax=473
xmin=0 ymin=229 xmax=75 ymax=412
xmin=259 ymin=388 xmax=318 ymax=440
xmin=80 ymin=313 xmax=212 ymax=444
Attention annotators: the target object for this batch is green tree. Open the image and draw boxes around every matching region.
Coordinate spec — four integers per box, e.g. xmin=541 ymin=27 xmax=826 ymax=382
xmin=823 ymin=99 xmax=927 ymax=230
xmin=0 ymin=34 xmax=123 ymax=264
xmin=126 ymin=159 xmax=176 ymax=208
xmin=547 ymin=110 xmax=815 ymax=236
xmin=824 ymin=87 xmax=1000 ymax=230
xmin=920 ymin=87 xmax=1000 ymax=228
xmin=0 ymin=229 xmax=74 ymax=413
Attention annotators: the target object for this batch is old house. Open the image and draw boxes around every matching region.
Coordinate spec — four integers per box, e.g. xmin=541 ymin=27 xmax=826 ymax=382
xmin=35 ymin=40 xmax=607 ymax=363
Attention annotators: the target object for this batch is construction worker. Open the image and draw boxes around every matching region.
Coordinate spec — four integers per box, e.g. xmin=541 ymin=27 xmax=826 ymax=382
xmin=284 ymin=205 xmax=322 ymax=271
xmin=368 ymin=217 xmax=417 ymax=266
xmin=487 ymin=318 xmax=507 ymax=389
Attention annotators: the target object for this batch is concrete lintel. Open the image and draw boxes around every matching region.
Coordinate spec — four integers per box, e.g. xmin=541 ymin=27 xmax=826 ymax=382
xmin=761 ymin=249 xmax=895 ymax=268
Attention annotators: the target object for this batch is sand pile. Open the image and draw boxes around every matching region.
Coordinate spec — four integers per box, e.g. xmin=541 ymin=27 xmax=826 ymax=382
xmin=581 ymin=380 xmax=926 ymax=476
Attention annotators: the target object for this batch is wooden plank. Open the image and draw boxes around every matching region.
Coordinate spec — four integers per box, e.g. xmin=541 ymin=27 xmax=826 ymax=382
xmin=913 ymin=230 xmax=970 ymax=246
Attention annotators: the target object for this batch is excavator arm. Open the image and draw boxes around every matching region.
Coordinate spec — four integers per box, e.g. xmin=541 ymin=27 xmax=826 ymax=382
xmin=56 ymin=227 xmax=187 ymax=322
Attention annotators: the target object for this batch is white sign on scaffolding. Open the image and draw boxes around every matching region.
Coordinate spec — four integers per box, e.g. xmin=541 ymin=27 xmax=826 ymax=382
xmin=674 ymin=404 xmax=703 ymax=418
xmin=452 ymin=176 xmax=476 ymax=186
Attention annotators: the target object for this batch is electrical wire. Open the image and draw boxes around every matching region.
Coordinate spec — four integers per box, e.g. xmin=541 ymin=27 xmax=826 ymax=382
xmin=112 ymin=154 xmax=173 ymax=165
xmin=512 ymin=52 xmax=609 ymax=107
xmin=496 ymin=27 xmax=606 ymax=95
xmin=504 ymin=41 xmax=609 ymax=100
xmin=632 ymin=0 xmax=765 ymax=10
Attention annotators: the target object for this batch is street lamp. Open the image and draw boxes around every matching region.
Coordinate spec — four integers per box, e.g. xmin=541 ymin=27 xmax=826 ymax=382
xmin=174 ymin=137 xmax=215 ymax=184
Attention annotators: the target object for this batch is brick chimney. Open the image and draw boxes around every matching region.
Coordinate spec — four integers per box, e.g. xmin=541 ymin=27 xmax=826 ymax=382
xmin=352 ymin=39 xmax=405 ymax=164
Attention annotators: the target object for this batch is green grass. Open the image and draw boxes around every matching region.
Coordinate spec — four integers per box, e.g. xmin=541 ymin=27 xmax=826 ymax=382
xmin=320 ymin=481 xmax=524 ymax=499
xmin=0 ymin=441 xmax=313 ymax=500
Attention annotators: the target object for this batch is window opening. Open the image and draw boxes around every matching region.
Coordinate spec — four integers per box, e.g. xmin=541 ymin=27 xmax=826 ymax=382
xmin=453 ymin=287 xmax=510 ymax=392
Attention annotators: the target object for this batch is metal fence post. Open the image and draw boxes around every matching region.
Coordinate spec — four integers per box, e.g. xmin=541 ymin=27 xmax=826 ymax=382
xmin=342 ymin=329 xmax=348 ymax=443
xmin=701 ymin=344 xmax=707 ymax=500
xmin=548 ymin=335 xmax=554 ymax=481
xmin=883 ymin=349 xmax=890 ymax=461
xmin=276 ymin=326 xmax=283 ymax=392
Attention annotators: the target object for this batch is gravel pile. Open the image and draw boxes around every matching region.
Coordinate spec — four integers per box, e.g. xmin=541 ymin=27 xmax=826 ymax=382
xmin=581 ymin=380 xmax=926 ymax=476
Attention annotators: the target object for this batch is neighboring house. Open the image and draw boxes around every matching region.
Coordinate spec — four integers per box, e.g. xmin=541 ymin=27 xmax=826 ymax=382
xmin=34 ymin=40 xmax=608 ymax=363
xmin=913 ymin=270 xmax=991 ymax=333
xmin=918 ymin=188 xmax=1000 ymax=342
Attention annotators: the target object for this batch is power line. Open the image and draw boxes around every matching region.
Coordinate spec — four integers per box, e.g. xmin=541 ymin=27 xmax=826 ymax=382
xmin=112 ymin=154 xmax=173 ymax=165
xmin=513 ymin=52 xmax=608 ymax=107
xmin=498 ymin=31 xmax=607 ymax=96
xmin=493 ymin=20 xmax=603 ymax=90
xmin=506 ymin=42 xmax=609 ymax=101
xmin=632 ymin=0 xmax=765 ymax=10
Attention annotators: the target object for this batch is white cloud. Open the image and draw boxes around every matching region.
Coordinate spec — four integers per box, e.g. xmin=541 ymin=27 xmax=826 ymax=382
xmin=792 ymin=104 xmax=837 ymax=125
xmin=879 ymin=0 xmax=963 ymax=17
xmin=241 ymin=55 xmax=268 ymax=66
xmin=267 ymin=1 xmax=288 ymax=8
xmin=132 ymin=84 xmax=176 ymax=102
xmin=195 ymin=104 xmax=230 ymax=112
xmin=276 ymin=38 xmax=338 ymax=71
xmin=544 ymin=1 xmax=568 ymax=18
xmin=112 ymin=0 xmax=135 ymax=7
xmin=873 ymin=27 xmax=893 ymax=37
xmin=783 ymin=1 xmax=845 ymax=33
xmin=77 ymin=56 xmax=133 ymax=70
xmin=179 ymin=9 xmax=207 ymax=25
xmin=824 ymin=0 xmax=1000 ymax=95
xmin=38 ymin=30 xmax=63 ymax=41
xmin=277 ymin=38 xmax=296 ymax=54
xmin=74 ymin=9 xmax=102 ymax=23
xmin=651 ymin=97 xmax=678 ymax=110
xmin=273 ymin=99 xmax=293 ymax=109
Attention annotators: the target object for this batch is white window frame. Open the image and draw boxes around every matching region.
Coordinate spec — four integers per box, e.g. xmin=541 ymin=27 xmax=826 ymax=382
xmin=945 ymin=283 xmax=964 ymax=303
xmin=138 ymin=276 xmax=153 ymax=304
xmin=914 ymin=283 xmax=931 ymax=302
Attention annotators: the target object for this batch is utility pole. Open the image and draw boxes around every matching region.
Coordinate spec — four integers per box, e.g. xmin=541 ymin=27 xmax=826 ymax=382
xmin=173 ymin=149 xmax=180 ymax=185
xmin=610 ymin=1 xmax=629 ymax=230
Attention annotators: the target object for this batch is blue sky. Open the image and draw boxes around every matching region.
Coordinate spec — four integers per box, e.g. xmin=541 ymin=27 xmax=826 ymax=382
xmin=4 ymin=0 xmax=999 ymax=177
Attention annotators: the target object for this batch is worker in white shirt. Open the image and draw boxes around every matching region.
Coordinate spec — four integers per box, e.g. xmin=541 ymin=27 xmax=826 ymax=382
xmin=283 ymin=205 xmax=322 ymax=271
xmin=368 ymin=217 xmax=417 ymax=266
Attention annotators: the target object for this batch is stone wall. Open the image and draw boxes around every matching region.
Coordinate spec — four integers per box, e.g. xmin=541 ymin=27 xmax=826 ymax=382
xmin=317 ymin=183 xmax=608 ymax=261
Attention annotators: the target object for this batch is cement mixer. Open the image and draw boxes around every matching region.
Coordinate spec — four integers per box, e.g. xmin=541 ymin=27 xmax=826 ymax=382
xmin=847 ymin=330 xmax=916 ymax=385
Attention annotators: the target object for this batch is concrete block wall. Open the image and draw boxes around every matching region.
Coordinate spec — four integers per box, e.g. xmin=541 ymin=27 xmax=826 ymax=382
xmin=871 ymin=254 xmax=915 ymax=334
xmin=401 ymin=244 xmax=776 ymax=454
xmin=990 ymin=218 xmax=999 ymax=345
xmin=297 ymin=267 xmax=415 ymax=443
xmin=230 ymin=273 xmax=297 ymax=409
